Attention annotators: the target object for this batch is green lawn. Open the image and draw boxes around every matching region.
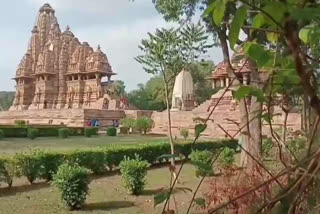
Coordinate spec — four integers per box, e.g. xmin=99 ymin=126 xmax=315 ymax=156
xmin=0 ymin=135 xmax=168 ymax=156
xmin=0 ymin=163 xmax=208 ymax=214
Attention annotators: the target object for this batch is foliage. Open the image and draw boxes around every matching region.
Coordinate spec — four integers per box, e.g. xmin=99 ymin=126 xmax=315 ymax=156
xmin=219 ymin=147 xmax=235 ymax=166
xmin=120 ymin=155 xmax=149 ymax=195
xmin=112 ymin=80 xmax=126 ymax=97
xmin=0 ymin=129 xmax=4 ymax=140
xmin=0 ymin=126 xmax=84 ymax=138
xmin=180 ymin=128 xmax=189 ymax=140
xmin=58 ymin=128 xmax=70 ymax=139
xmin=121 ymin=117 xmax=136 ymax=131
xmin=84 ymin=127 xmax=98 ymax=138
xmin=0 ymin=158 xmax=15 ymax=187
xmin=190 ymin=150 xmax=213 ymax=177
xmin=52 ymin=164 xmax=89 ymax=210
xmin=0 ymin=139 xmax=237 ymax=185
xmin=36 ymin=151 xmax=64 ymax=181
xmin=262 ymin=138 xmax=274 ymax=157
xmin=135 ymin=117 xmax=153 ymax=134
xmin=15 ymin=120 xmax=27 ymax=127
xmin=107 ymin=127 xmax=117 ymax=136
xmin=27 ymin=128 xmax=39 ymax=140
xmin=14 ymin=151 xmax=42 ymax=184
xmin=66 ymin=150 xmax=107 ymax=175
xmin=288 ymin=137 xmax=306 ymax=156
xmin=0 ymin=91 xmax=15 ymax=111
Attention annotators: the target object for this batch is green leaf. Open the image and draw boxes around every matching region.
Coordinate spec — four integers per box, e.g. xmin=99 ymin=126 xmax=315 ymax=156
xmin=243 ymin=42 xmax=274 ymax=67
xmin=234 ymin=86 xmax=265 ymax=102
xmin=213 ymin=0 xmax=227 ymax=26
xmin=299 ymin=26 xmax=312 ymax=44
xmin=262 ymin=2 xmax=287 ymax=26
xmin=194 ymin=197 xmax=206 ymax=209
xmin=252 ymin=13 xmax=265 ymax=29
xmin=154 ymin=191 xmax=169 ymax=207
xmin=291 ymin=8 xmax=320 ymax=21
xmin=267 ymin=32 xmax=278 ymax=43
xmin=229 ymin=5 xmax=247 ymax=50
xmin=203 ymin=1 xmax=216 ymax=17
xmin=195 ymin=124 xmax=207 ymax=136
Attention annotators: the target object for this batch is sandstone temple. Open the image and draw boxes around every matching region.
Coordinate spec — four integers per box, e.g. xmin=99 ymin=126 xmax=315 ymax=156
xmin=11 ymin=3 xmax=117 ymax=111
xmin=0 ymin=3 xmax=301 ymax=138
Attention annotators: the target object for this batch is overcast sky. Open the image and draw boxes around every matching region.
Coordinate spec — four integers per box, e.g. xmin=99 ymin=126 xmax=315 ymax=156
xmin=0 ymin=0 xmax=223 ymax=92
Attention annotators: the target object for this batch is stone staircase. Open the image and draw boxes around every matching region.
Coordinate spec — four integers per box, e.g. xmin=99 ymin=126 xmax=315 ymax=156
xmin=192 ymin=99 xmax=212 ymax=113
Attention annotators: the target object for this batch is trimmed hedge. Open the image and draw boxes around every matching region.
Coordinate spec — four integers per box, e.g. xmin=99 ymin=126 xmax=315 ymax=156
xmin=0 ymin=129 xmax=4 ymax=140
xmin=0 ymin=139 xmax=237 ymax=186
xmin=0 ymin=126 xmax=85 ymax=138
xmin=58 ymin=128 xmax=70 ymax=139
xmin=27 ymin=128 xmax=39 ymax=140
xmin=107 ymin=127 xmax=117 ymax=136
xmin=84 ymin=127 xmax=98 ymax=138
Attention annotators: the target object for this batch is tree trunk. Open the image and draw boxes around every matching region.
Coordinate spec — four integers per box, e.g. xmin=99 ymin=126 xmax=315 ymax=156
xmin=217 ymin=27 xmax=251 ymax=167
xmin=164 ymin=80 xmax=175 ymax=167
xmin=247 ymin=60 xmax=263 ymax=171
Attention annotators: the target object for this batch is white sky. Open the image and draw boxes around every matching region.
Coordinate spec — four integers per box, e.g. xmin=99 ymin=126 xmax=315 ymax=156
xmin=0 ymin=0 xmax=223 ymax=92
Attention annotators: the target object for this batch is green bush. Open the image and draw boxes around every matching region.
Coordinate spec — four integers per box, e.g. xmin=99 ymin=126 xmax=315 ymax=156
xmin=15 ymin=120 xmax=26 ymax=127
xmin=262 ymin=137 xmax=273 ymax=156
xmin=120 ymin=155 xmax=149 ymax=195
xmin=0 ymin=158 xmax=16 ymax=187
xmin=121 ymin=117 xmax=136 ymax=133
xmin=58 ymin=128 xmax=70 ymax=139
xmin=1 ymin=127 xmax=28 ymax=137
xmin=219 ymin=147 xmax=235 ymax=166
xmin=84 ymin=127 xmax=98 ymax=138
xmin=190 ymin=150 xmax=214 ymax=177
xmin=36 ymin=151 xmax=64 ymax=181
xmin=52 ymin=164 xmax=89 ymax=210
xmin=0 ymin=139 xmax=237 ymax=184
xmin=27 ymin=128 xmax=39 ymax=140
xmin=135 ymin=117 xmax=153 ymax=134
xmin=15 ymin=152 xmax=42 ymax=184
xmin=119 ymin=127 xmax=129 ymax=134
xmin=0 ymin=129 xmax=4 ymax=140
xmin=288 ymin=137 xmax=306 ymax=155
xmin=180 ymin=128 xmax=189 ymax=140
xmin=66 ymin=150 xmax=107 ymax=175
xmin=107 ymin=127 xmax=117 ymax=136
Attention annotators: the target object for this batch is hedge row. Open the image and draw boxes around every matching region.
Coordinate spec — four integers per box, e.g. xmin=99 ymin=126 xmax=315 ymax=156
xmin=0 ymin=139 xmax=237 ymax=186
xmin=0 ymin=127 xmax=86 ymax=138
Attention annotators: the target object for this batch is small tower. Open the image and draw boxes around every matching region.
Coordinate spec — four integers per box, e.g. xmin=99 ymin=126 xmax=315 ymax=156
xmin=171 ymin=68 xmax=195 ymax=111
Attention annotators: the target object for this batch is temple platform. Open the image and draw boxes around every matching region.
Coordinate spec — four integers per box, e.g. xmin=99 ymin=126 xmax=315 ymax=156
xmin=0 ymin=109 xmax=126 ymax=127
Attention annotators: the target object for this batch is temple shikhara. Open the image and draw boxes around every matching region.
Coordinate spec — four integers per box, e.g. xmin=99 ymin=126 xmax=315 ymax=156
xmin=11 ymin=3 xmax=116 ymax=111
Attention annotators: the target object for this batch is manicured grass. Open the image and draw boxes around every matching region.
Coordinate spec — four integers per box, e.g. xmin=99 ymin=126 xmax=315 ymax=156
xmin=0 ymin=135 xmax=168 ymax=156
xmin=0 ymin=163 xmax=208 ymax=214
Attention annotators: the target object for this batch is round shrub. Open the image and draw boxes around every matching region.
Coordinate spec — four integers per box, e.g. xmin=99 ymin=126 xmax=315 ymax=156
xmin=219 ymin=147 xmax=235 ymax=166
xmin=0 ymin=158 xmax=16 ymax=187
xmin=0 ymin=129 xmax=4 ymax=140
xmin=14 ymin=152 xmax=42 ymax=184
xmin=120 ymin=155 xmax=149 ymax=195
xmin=107 ymin=127 xmax=117 ymax=136
xmin=84 ymin=127 xmax=98 ymax=138
xmin=121 ymin=117 xmax=136 ymax=134
xmin=58 ymin=128 xmax=70 ymax=139
xmin=135 ymin=117 xmax=153 ymax=135
xmin=190 ymin=150 xmax=213 ymax=177
xmin=180 ymin=128 xmax=189 ymax=140
xmin=27 ymin=128 xmax=39 ymax=140
xmin=52 ymin=164 xmax=89 ymax=210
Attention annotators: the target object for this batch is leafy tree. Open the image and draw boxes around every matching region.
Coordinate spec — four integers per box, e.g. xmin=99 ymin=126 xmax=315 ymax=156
xmin=0 ymin=92 xmax=15 ymax=111
xmin=135 ymin=23 xmax=211 ymax=168
xmin=112 ymin=80 xmax=126 ymax=97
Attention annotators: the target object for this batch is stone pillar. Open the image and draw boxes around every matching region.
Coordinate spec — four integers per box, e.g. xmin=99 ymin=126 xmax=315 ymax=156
xmin=107 ymin=75 xmax=111 ymax=82
xmin=243 ymin=74 xmax=249 ymax=85
xmin=220 ymin=78 xmax=225 ymax=88
xmin=212 ymin=79 xmax=216 ymax=89
xmin=72 ymin=75 xmax=75 ymax=81
xmin=226 ymin=78 xmax=230 ymax=87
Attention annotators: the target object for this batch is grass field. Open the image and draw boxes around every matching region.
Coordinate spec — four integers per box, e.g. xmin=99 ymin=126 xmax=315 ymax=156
xmin=0 ymin=163 xmax=208 ymax=214
xmin=0 ymin=135 xmax=168 ymax=156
